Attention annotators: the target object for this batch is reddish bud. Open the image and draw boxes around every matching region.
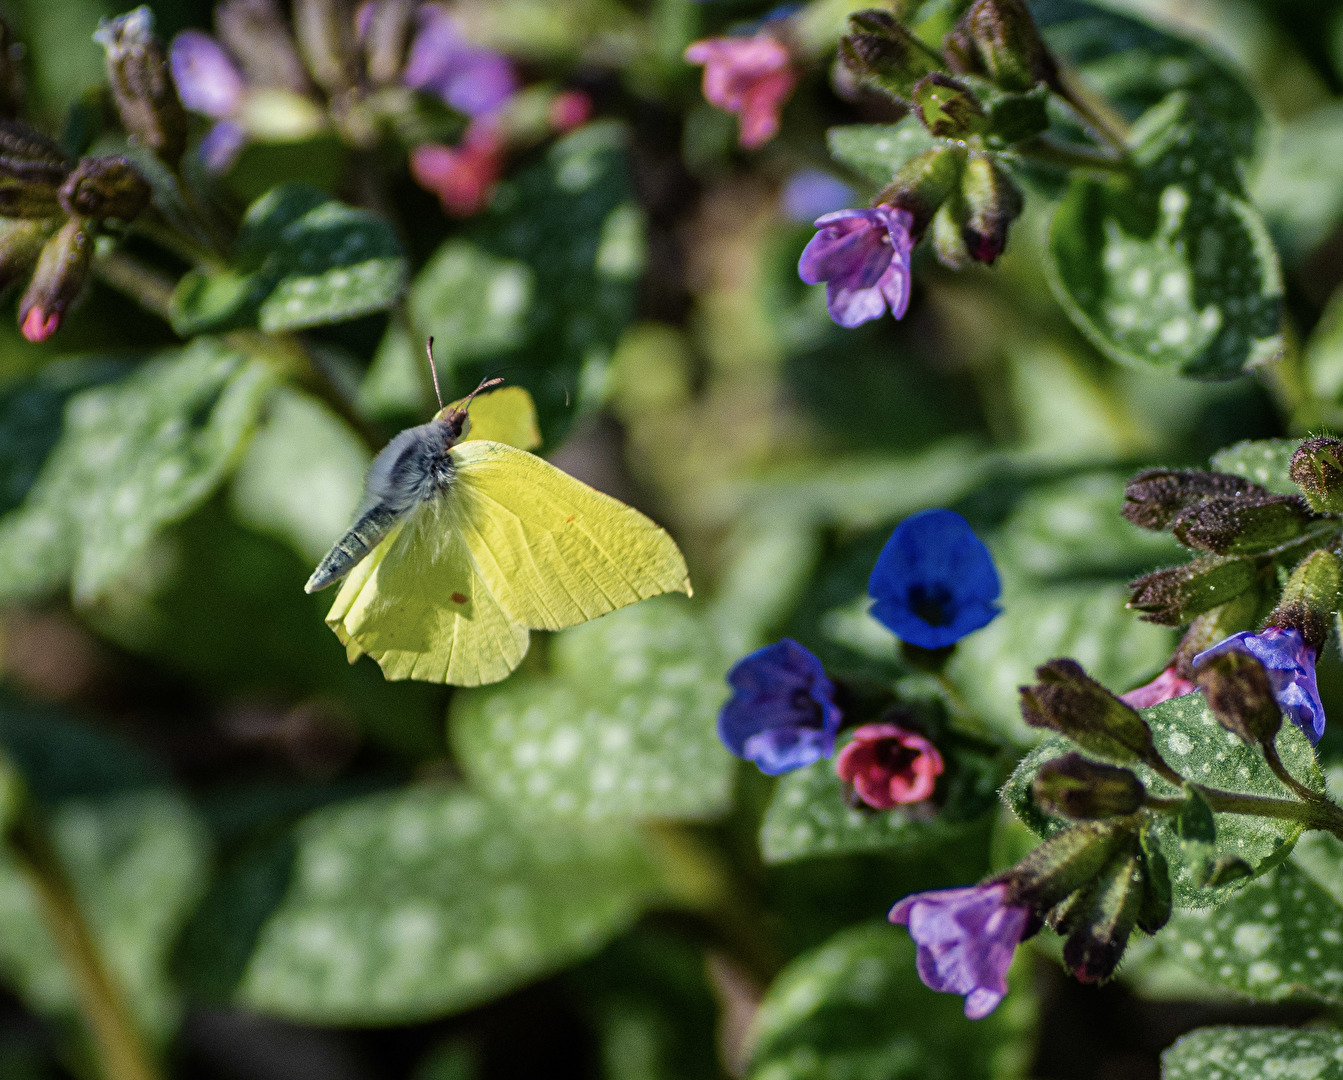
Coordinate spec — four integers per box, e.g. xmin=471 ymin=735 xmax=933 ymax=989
xmin=835 ymin=723 xmax=944 ymax=809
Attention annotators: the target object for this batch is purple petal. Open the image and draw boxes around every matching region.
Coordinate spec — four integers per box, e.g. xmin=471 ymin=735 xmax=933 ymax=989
xmin=170 ymin=31 xmax=246 ymax=118
xmin=825 ymin=281 xmax=889 ymax=327
xmin=199 ymin=121 xmax=247 ymax=172
xmin=1192 ymin=627 xmax=1325 ymax=743
xmin=782 ymin=170 xmax=854 ymax=223
xmin=404 ymin=7 xmax=516 ymax=117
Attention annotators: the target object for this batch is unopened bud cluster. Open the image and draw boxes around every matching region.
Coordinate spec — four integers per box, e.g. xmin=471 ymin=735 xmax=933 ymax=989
xmin=838 ymin=0 xmax=1060 ymax=265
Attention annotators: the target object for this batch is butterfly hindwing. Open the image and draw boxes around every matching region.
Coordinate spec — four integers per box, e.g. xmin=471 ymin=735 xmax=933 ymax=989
xmin=448 ymin=439 xmax=692 ymax=631
xmin=325 ymin=505 xmax=530 ymax=686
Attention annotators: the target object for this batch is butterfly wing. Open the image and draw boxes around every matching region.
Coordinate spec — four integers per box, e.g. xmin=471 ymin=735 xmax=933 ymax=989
xmin=448 ymin=439 xmax=691 ymax=631
xmin=324 ymin=508 xmax=530 ymax=686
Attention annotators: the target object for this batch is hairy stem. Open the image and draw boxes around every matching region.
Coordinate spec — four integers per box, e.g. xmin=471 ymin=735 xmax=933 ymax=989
xmin=1194 ymin=785 xmax=1343 ymax=839
xmin=1053 ymin=65 xmax=1131 ymax=155
xmin=1016 ymin=136 xmax=1131 ymax=177
xmin=92 ymin=251 xmax=175 ymax=322
xmin=8 ymin=812 xmax=162 ymax=1080
xmin=1262 ymin=741 xmax=1323 ymax=804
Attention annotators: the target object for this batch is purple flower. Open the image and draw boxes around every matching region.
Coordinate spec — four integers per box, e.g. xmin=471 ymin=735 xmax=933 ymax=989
xmin=403 ymin=6 xmax=517 ymax=118
xmin=1193 ymin=627 xmax=1325 ymax=743
xmin=798 ymin=205 xmax=915 ymax=328
xmin=868 ymin=509 xmax=1001 ymax=650
xmin=889 ymin=883 xmax=1030 ymax=1019
xmin=782 ymin=169 xmax=855 ymax=223
xmin=170 ymin=30 xmax=246 ymax=118
xmin=718 ymin=639 xmax=841 ymax=775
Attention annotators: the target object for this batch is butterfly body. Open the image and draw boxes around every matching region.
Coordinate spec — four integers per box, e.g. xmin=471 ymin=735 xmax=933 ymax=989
xmin=307 ymin=384 xmax=691 ymax=686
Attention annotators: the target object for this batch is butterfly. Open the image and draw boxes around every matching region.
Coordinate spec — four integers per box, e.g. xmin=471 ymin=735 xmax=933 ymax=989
xmin=306 ymin=341 xmax=691 ymax=686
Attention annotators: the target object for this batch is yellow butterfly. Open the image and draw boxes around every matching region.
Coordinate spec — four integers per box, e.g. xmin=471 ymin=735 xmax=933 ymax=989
xmin=306 ymin=343 xmax=691 ymax=686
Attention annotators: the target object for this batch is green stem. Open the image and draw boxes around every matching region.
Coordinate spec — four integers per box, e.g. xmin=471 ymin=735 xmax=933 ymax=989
xmin=1053 ymin=65 xmax=1131 ymax=155
xmin=1015 ymin=136 xmax=1131 ymax=178
xmin=8 ymin=812 xmax=162 ymax=1080
xmin=1194 ymin=785 xmax=1343 ymax=839
xmin=1262 ymin=741 xmax=1323 ymax=804
xmin=92 ymin=251 xmax=175 ymax=323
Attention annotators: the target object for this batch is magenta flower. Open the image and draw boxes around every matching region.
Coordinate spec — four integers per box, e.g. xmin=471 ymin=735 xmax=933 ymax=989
xmin=402 ymin=6 xmax=517 ymax=118
xmin=409 ymin=119 xmax=506 ymax=217
xmin=798 ymin=206 xmax=915 ymax=328
xmin=684 ymin=34 xmax=797 ymax=149
xmin=835 ymin=723 xmax=943 ymax=809
xmin=1120 ymin=667 xmax=1195 ymax=709
xmin=1193 ymin=627 xmax=1324 ymax=743
xmin=890 ymin=882 xmax=1030 ymax=1019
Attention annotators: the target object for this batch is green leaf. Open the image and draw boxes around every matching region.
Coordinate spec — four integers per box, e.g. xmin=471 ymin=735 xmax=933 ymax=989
xmin=1254 ymin=103 xmax=1343 ymax=264
xmin=746 ymin=922 xmax=1030 ymax=1080
xmin=0 ymin=339 xmax=276 ymax=604
xmin=944 ymin=581 xmax=1175 ymax=745
xmin=229 ymin=387 xmax=371 ymax=562
xmin=452 ymin=598 xmax=734 ymax=823
xmin=1163 ymin=1026 xmax=1343 ymax=1080
xmin=825 ymin=119 xmax=941 ymax=186
xmin=759 ymin=727 xmax=999 ymax=864
xmin=169 ymin=185 xmax=407 ymax=335
xmin=1210 ymin=438 xmax=1301 ymax=495
xmin=1047 ymin=94 xmax=1283 ymax=379
xmin=226 ymin=785 xmax=663 ymax=1023
xmin=1003 ymin=692 xmax=1323 ymax=907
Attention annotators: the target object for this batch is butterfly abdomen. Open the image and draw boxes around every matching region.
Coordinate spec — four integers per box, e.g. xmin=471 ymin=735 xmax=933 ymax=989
xmin=304 ymin=503 xmax=405 ymax=592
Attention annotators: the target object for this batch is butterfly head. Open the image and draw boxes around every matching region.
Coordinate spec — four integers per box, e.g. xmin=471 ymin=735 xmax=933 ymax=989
xmin=437 ymin=376 xmax=506 ymax=442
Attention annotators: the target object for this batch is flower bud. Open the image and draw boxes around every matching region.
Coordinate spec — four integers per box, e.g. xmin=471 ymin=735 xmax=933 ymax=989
xmin=910 ymin=73 xmax=986 ymax=138
xmin=875 ymin=144 xmax=965 ymax=238
xmin=929 ymin=196 xmax=969 ymax=269
xmin=1019 ymin=659 xmax=1158 ymax=765
xmin=18 ymin=217 xmax=92 ymax=343
xmin=1136 ymin=828 xmax=1171 ymax=934
xmin=0 ymin=217 xmax=55 ymax=292
xmin=959 ymin=150 xmax=1021 ymax=264
xmin=95 ymin=7 xmax=188 ymax=168
xmin=838 ymin=10 xmax=943 ymax=101
xmin=294 ymin=0 xmax=359 ymax=93
xmin=943 ymin=0 xmax=1059 ymax=94
xmin=1171 ymin=494 xmax=1311 ymax=556
xmin=57 ymin=157 xmax=151 ymax=222
xmin=1289 ymin=436 xmax=1343 ymax=515
xmin=1122 ymin=468 xmax=1272 ymax=532
xmin=216 ymin=0 xmax=311 ymax=93
xmin=1203 ymin=855 xmax=1253 ymax=888
xmin=1193 ymin=650 xmax=1281 ymax=746
xmin=0 ymin=120 xmax=70 ymax=218
xmin=1171 ymin=583 xmax=1265 ymax=675
xmin=1127 ymin=556 xmax=1258 ymax=626
xmin=1267 ymin=548 xmax=1342 ymax=653
xmin=1032 ymin=753 xmax=1145 ymax=820
xmin=1002 ymin=819 xmax=1127 ymax=912
xmin=1058 ymin=843 xmax=1143 ymax=983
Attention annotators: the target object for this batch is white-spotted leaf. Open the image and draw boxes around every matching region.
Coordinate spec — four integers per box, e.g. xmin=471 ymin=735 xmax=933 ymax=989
xmin=1162 ymin=1026 xmax=1343 ymax=1080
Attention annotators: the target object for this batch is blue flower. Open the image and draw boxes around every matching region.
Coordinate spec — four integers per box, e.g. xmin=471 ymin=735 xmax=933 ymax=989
xmin=782 ymin=169 xmax=856 ymax=224
xmin=1193 ymin=627 xmax=1325 ymax=743
xmin=869 ymin=509 xmax=1001 ymax=649
xmin=718 ymin=639 xmax=842 ymax=775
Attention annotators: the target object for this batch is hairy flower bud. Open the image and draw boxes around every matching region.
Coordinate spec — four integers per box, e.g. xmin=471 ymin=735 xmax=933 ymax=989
xmin=217 ymin=0 xmax=310 ymax=93
xmin=930 ymin=196 xmax=969 ymax=269
xmin=57 ymin=157 xmax=152 ymax=222
xmin=1171 ymin=494 xmax=1311 ymax=556
xmin=942 ymin=0 xmax=1059 ymax=93
xmin=1267 ymin=549 xmax=1343 ymax=653
xmin=1193 ymin=650 xmax=1281 ymax=746
xmin=1171 ymin=584 xmax=1265 ymax=676
xmin=0 ymin=217 xmax=55 ymax=292
xmin=838 ymin=10 xmax=943 ymax=101
xmin=294 ymin=0 xmax=359 ymax=93
xmin=1290 ymin=436 xmax=1343 ymax=516
xmin=18 ymin=217 xmax=92 ymax=343
xmin=1019 ymin=659 xmax=1158 ymax=765
xmin=875 ymin=145 xmax=965 ymax=238
xmin=1122 ymin=468 xmax=1273 ymax=532
xmin=95 ymin=7 xmax=188 ymax=167
xmin=1057 ymin=842 xmax=1143 ymax=983
xmin=1033 ymin=753 xmax=1145 ymax=820
xmin=0 ymin=120 xmax=69 ymax=218
xmin=1136 ymin=828 xmax=1171 ymax=934
xmin=910 ymin=73 xmax=986 ymax=138
xmin=960 ymin=150 xmax=1021 ymax=264
xmin=1002 ymin=819 xmax=1126 ymax=911
xmin=1127 ymin=556 xmax=1257 ymax=626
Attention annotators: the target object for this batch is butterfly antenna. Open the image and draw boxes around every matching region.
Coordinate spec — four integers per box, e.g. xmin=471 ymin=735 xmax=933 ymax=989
xmin=459 ymin=376 xmax=505 ymax=411
xmin=425 ymin=337 xmax=444 ymax=411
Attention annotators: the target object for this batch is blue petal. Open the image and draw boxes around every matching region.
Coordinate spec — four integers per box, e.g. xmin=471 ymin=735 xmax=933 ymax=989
xmin=717 ymin=639 xmax=841 ymax=772
xmin=868 ymin=509 xmax=1001 ymax=647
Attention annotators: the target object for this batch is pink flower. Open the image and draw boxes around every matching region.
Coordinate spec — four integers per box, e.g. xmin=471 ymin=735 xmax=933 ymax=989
xmin=549 ymin=90 xmax=592 ymax=133
xmin=684 ymin=34 xmax=797 ymax=149
xmin=1119 ymin=667 xmax=1195 ymax=709
xmin=20 ymin=307 xmax=58 ymax=343
xmin=410 ymin=120 xmax=505 ymax=217
xmin=835 ymin=723 xmax=944 ymax=809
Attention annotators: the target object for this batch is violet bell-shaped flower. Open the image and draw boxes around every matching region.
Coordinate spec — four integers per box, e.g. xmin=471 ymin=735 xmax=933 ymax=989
xmin=798 ymin=205 xmax=915 ymax=328
xmin=890 ymin=882 xmax=1031 ymax=1019
xmin=169 ymin=30 xmax=248 ymax=171
xmin=684 ymin=33 xmax=797 ymax=149
xmin=718 ymin=639 xmax=842 ymax=775
xmin=1120 ymin=667 xmax=1195 ymax=709
xmin=1193 ymin=627 xmax=1325 ymax=743
xmin=402 ymin=5 xmax=517 ymax=118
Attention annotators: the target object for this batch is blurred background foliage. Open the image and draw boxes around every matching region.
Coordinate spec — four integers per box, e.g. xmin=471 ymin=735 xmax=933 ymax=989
xmin=0 ymin=0 xmax=1340 ymax=1077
